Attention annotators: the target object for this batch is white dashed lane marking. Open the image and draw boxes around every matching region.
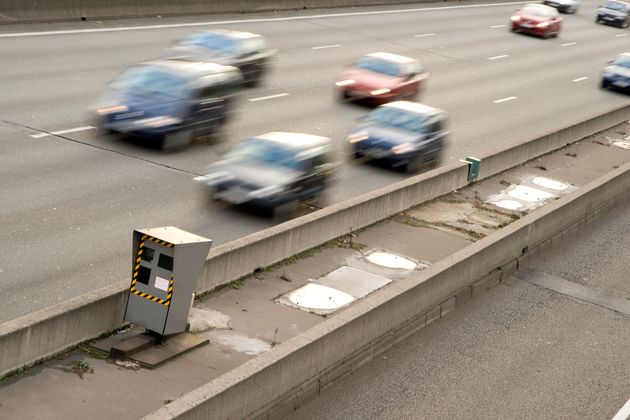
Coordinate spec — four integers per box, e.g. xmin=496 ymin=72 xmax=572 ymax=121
xmin=493 ymin=96 xmax=517 ymax=104
xmin=312 ymin=44 xmax=341 ymax=50
xmin=248 ymin=93 xmax=290 ymax=102
xmin=612 ymin=397 xmax=630 ymax=420
xmin=30 ymin=125 xmax=95 ymax=138
xmin=561 ymin=42 xmax=577 ymax=47
xmin=572 ymin=77 xmax=588 ymax=82
xmin=490 ymin=24 xmax=507 ymax=28
xmin=488 ymin=54 xmax=509 ymax=60
xmin=616 ymin=34 xmax=628 ymax=37
xmin=414 ymin=33 xmax=436 ymax=37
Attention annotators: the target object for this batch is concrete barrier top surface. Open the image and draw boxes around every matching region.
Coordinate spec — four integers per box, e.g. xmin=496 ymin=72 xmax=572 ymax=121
xmin=1 ymin=118 xmax=629 ymax=420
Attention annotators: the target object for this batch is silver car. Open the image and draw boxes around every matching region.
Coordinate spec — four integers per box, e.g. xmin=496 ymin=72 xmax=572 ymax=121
xmin=543 ymin=0 xmax=580 ymax=13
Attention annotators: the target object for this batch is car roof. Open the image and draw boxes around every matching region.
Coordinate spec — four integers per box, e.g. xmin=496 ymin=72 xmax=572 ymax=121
xmin=381 ymin=101 xmax=444 ymax=116
xmin=254 ymin=132 xmax=332 ymax=149
xmin=193 ymin=29 xmax=263 ymax=40
xmin=366 ymin=52 xmax=417 ymax=64
xmin=141 ymin=59 xmax=238 ymax=76
xmin=618 ymin=52 xmax=630 ymax=58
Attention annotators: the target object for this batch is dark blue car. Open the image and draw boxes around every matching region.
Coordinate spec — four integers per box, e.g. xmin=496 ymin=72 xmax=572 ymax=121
xmin=596 ymin=0 xmax=630 ymax=27
xmin=602 ymin=53 xmax=630 ymax=92
xmin=349 ymin=101 xmax=448 ymax=173
xmin=92 ymin=59 xmax=242 ymax=150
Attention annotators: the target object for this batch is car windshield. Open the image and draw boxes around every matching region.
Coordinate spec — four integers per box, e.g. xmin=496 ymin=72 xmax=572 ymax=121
xmin=604 ymin=1 xmax=627 ymax=10
xmin=226 ymin=139 xmax=302 ymax=170
xmin=613 ymin=56 xmax=630 ymax=68
xmin=356 ymin=58 xmax=401 ymax=77
xmin=368 ymin=107 xmax=428 ymax=133
xmin=110 ymin=66 xmax=190 ymax=100
xmin=521 ymin=5 xmax=554 ymax=16
xmin=180 ymin=32 xmax=238 ymax=55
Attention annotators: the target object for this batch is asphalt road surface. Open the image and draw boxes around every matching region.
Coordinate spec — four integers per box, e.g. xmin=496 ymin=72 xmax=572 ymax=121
xmin=1 ymin=1 xmax=629 ymax=321
xmin=290 ymin=194 xmax=630 ymax=420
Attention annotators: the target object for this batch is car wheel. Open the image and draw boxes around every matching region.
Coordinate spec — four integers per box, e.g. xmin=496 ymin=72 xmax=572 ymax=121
xmin=601 ymin=80 xmax=610 ymax=89
xmin=272 ymin=200 xmax=297 ymax=221
xmin=403 ymin=156 xmax=423 ymax=174
xmin=161 ymin=129 xmax=192 ymax=151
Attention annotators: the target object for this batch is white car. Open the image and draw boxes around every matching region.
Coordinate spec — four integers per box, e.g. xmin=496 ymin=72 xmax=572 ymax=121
xmin=543 ymin=0 xmax=580 ymax=13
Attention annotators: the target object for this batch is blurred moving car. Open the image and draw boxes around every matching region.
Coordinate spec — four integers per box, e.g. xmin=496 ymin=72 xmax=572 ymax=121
xmin=349 ymin=101 xmax=447 ymax=173
xmin=166 ymin=29 xmax=276 ymax=87
xmin=601 ymin=53 xmax=630 ymax=92
xmin=596 ymin=0 xmax=630 ymax=28
xmin=335 ymin=52 xmax=427 ymax=105
xmin=197 ymin=132 xmax=336 ymax=215
xmin=543 ymin=0 xmax=580 ymax=14
xmin=510 ymin=4 xmax=562 ymax=38
xmin=92 ymin=60 xmax=243 ymax=150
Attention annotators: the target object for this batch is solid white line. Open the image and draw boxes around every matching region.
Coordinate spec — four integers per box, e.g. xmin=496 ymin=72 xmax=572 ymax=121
xmin=490 ymin=24 xmax=507 ymax=28
xmin=493 ymin=96 xmax=517 ymax=103
xmin=0 ymin=1 xmax=531 ymax=38
xmin=488 ymin=54 xmax=509 ymax=60
xmin=561 ymin=42 xmax=577 ymax=47
xmin=30 ymin=125 xmax=95 ymax=138
xmin=572 ymin=76 xmax=588 ymax=82
xmin=611 ymin=397 xmax=630 ymax=420
xmin=414 ymin=33 xmax=436 ymax=37
xmin=312 ymin=44 xmax=341 ymax=50
xmin=616 ymin=34 xmax=628 ymax=37
xmin=248 ymin=93 xmax=290 ymax=102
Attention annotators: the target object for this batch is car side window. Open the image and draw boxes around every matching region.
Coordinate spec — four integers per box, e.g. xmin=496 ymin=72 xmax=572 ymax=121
xmin=427 ymin=117 xmax=443 ymax=134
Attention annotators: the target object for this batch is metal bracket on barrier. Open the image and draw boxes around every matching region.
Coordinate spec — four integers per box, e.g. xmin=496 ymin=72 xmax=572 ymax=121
xmin=459 ymin=156 xmax=481 ymax=183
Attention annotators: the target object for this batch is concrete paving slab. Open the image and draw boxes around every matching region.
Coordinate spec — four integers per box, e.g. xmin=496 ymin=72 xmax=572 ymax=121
xmin=315 ymin=266 xmax=392 ymax=299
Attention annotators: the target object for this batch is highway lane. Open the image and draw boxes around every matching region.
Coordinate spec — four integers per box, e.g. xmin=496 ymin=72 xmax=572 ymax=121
xmin=290 ymin=194 xmax=630 ymax=420
xmin=1 ymin=1 xmax=629 ymax=322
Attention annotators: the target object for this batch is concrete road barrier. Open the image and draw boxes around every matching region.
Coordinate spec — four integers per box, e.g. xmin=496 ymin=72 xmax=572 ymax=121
xmin=0 ymin=0 xmax=499 ymax=24
xmin=1 ymin=103 xmax=629 ymax=378
xmin=144 ymin=159 xmax=630 ymax=420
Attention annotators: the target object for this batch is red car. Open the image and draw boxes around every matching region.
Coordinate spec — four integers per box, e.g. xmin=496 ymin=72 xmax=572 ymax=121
xmin=335 ymin=52 xmax=427 ymax=105
xmin=510 ymin=4 xmax=562 ymax=38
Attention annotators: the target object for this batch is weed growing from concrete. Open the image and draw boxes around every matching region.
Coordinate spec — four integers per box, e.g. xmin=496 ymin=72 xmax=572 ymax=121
xmin=67 ymin=360 xmax=93 ymax=379
xmin=536 ymin=165 xmax=547 ymax=171
xmin=78 ymin=345 xmax=109 ymax=360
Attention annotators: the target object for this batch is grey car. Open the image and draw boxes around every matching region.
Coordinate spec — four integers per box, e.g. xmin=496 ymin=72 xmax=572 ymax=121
xmin=165 ymin=29 xmax=277 ymax=87
xmin=197 ymin=132 xmax=337 ymax=216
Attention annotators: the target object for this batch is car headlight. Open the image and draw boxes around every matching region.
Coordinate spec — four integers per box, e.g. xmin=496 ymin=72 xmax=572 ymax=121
xmin=537 ymin=21 xmax=550 ymax=28
xmin=136 ymin=116 xmax=183 ymax=128
xmin=348 ymin=132 xmax=369 ymax=143
xmin=510 ymin=16 xmax=521 ymax=22
xmin=249 ymin=185 xmax=284 ymax=198
xmin=392 ymin=143 xmax=416 ymax=155
xmin=370 ymin=88 xmax=391 ymax=96
xmin=96 ymin=104 xmax=128 ymax=115
xmin=336 ymin=79 xmax=355 ymax=87
xmin=195 ymin=171 xmax=234 ymax=186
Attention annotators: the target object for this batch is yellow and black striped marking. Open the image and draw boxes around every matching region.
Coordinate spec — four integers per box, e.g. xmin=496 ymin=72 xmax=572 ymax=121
xmin=129 ymin=234 xmax=174 ymax=307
